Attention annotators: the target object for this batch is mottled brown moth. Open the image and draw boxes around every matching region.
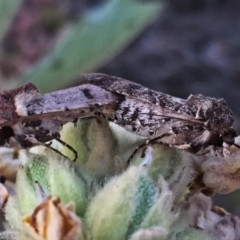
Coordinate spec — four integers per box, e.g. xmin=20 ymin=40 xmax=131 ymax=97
xmin=0 ymin=73 xmax=238 ymax=163
xmin=83 ymin=73 xmax=239 ymax=163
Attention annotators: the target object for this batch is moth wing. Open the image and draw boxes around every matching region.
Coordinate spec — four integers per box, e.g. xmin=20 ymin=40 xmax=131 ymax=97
xmin=3 ymin=84 xmax=120 ymax=126
xmin=83 ymin=73 xmax=187 ymax=106
xmin=84 ymin=73 xmax=204 ymax=126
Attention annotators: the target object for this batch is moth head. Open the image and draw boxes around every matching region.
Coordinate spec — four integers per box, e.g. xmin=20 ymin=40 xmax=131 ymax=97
xmin=206 ymin=98 xmax=234 ymax=133
xmin=190 ymin=95 xmax=234 ymax=133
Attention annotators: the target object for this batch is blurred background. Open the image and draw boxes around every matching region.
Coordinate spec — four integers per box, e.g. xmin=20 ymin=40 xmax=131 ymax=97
xmin=0 ymin=0 xmax=240 ymax=215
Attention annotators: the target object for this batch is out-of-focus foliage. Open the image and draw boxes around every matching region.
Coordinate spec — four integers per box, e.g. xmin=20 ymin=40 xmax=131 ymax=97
xmin=0 ymin=0 xmax=23 ymax=43
xmin=17 ymin=0 xmax=162 ymax=92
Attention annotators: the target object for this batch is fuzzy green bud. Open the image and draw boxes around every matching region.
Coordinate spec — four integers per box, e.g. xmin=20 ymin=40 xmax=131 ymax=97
xmin=61 ymin=118 xmax=118 ymax=179
xmin=132 ymin=144 xmax=193 ymax=203
xmin=5 ymin=152 xmax=87 ymax=235
xmin=86 ymin=164 xmax=177 ymax=240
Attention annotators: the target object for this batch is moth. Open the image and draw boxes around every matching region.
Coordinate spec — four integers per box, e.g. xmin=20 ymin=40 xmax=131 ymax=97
xmin=0 ymin=73 xmax=238 ymax=163
xmin=83 ymin=73 xmax=239 ymax=163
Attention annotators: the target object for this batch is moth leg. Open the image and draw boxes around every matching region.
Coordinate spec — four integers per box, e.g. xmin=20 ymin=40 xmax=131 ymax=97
xmin=54 ymin=138 xmax=78 ymax=162
xmin=23 ymin=135 xmax=77 ymax=161
xmin=127 ymin=133 xmax=171 ymax=166
xmin=45 ymin=141 xmax=52 ymax=147
xmin=43 ymin=143 xmax=74 ymax=161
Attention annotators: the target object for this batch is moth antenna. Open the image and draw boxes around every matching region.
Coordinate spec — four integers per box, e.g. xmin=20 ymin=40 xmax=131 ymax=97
xmin=233 ymin=143 xmax=240 ymax=149
xmin=44 ymin=143 xmax=76 ymax=162
xmin=55 ymin=138 xmax=78 ymax=162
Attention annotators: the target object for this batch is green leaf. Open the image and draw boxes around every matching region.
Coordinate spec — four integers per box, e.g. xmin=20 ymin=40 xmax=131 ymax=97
xmin=19 ymin=0 xmax=162 ymax=92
